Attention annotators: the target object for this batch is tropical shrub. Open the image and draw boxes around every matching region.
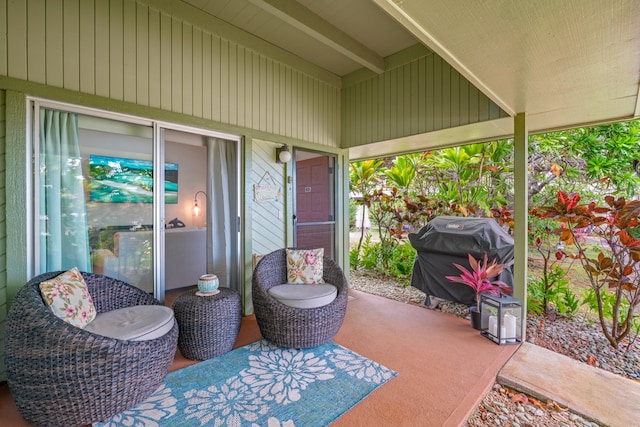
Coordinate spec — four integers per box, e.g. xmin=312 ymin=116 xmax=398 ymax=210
xmin=359 ymin=234 xmax=381 ymax=271
xmin=355 ymin=235 xmax=416 ymax=284
xmin=527 ymin=217 xmax=581 ymax=317
xmin=528 ymin=120 xmax=640 ymax=207
xmin=387 ymin=243 xmax=417 ymax=284
xmin=534 ymin=191 xmax=640 ymax=348
xmin=367 ymin=188 xmax=397 ymax=249
xmin=527 ymin=270 xmax=580 ymax=318
xmin=349 ymin=247 xmax=360 ymax=269
xmin=350 ymin=159 xmax=384 ymax=255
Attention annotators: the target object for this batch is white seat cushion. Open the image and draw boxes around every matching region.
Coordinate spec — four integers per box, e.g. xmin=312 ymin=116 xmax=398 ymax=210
xmin=84 ymin=305 xmax=175 ymax=341
xmin=268 ymin=283 xmax=337 ymax=309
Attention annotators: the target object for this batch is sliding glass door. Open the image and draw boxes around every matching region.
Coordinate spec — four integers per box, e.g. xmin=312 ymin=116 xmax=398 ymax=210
xmin=36 ymin=107 xmax=156 ymax=291
xmin=31 ymin=101 xmax=242 ymax=300
xmin=161 ymin=130 xmax=241 ymax=295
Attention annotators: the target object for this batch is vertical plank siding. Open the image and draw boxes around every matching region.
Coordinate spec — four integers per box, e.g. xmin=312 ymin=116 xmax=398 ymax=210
xmin=79 ymin=0 xmax=96 ymax=94
xmin=342 ymin=53 xmax=509 ymax=148
xmin=251 ymin=140 xmax=286 ymax=255
xmin=0 ymin=90 xmax=7 ymax=381
xmin=0 ymin=0 xmax=340 ymax=147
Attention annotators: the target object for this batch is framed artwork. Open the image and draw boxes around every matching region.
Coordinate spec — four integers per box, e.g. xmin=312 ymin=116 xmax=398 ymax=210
xmin=88 ymin=154 xmax=178 ymax=203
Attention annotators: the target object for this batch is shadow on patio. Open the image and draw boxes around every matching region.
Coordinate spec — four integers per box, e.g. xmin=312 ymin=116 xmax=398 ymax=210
xmin=0 ymin=288 xmax=517 ymax=426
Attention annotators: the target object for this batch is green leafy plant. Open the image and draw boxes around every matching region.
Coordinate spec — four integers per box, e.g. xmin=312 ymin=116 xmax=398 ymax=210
xmin=388 ymin=243 xmax=416 ymax=284
xmin=350 ymin=159 xmax=384 ymax=255
xmin=445 ymin=253 xmax=512 ymax=309
xmin=556 ymin=285 xmax=581 ymax=317
xmin=526 ymin=276 xmax=546 ymax=316
xmin=366 ymin=189 xmax=398 ymax=269
xmin=356 ymin=236 xmax=416 ymax=284
xmin=349 ymin=247 xmax=360 ymax=269
xmin=527 ymin=217 xmax=581 ymax=317
xmin=359 ymin=234 xmax=381 ymax=271
xmin=526 ymin=267 xmax=580 ymax=318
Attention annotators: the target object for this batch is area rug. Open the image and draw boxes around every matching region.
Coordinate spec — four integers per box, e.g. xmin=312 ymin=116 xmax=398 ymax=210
xmin=95 ymin=339 xmax=397 ymax=427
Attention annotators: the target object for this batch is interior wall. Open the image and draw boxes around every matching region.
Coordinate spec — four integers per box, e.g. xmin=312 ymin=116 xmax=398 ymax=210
xmin=165 ymin=141 xmax=207 ymax=229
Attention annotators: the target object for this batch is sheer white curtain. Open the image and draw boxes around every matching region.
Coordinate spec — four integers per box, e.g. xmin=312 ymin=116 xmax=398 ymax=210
xmin=206 ymin=137 xmax=239 ymax=292
xmin=39 ymin=108 xmax=91 ymax=272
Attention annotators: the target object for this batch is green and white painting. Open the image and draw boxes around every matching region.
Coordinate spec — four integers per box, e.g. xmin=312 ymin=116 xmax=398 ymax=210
xmin=88 ymin=155 xmax=178 ymax=203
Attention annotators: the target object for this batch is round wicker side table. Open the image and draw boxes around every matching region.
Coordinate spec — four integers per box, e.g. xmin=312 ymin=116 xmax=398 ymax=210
xmin=172 ymin=287 xmax=241 ymax=360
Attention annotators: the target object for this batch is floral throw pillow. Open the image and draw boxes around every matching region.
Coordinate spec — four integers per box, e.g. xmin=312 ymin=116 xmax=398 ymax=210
xmin=286 ymin=248 xmax=324 ymax=284
xmin=39 ymin=267 xmax=96 ymax=328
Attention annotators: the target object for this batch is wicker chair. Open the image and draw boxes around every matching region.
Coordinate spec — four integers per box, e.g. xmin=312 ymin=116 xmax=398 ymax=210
xmin=4 ymin=271 xmax=179 ymax=427
xmin=252 ymin=249 xmax=348 ymax=348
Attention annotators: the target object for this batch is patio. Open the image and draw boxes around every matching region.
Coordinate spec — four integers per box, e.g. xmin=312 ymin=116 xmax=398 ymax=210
xmin=0 ymin=288 xmax=517 ymax=426
xmin=0 ymin=2 xmax=639 ymax=425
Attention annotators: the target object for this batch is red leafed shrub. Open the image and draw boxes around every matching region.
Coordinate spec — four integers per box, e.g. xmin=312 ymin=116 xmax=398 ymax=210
xmin=533 ymin=191 xmax=640 ymax=348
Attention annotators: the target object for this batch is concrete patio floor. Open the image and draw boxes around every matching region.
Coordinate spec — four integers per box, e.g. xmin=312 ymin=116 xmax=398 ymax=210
xmin=1 ymin=288 xmax=635 ymax=426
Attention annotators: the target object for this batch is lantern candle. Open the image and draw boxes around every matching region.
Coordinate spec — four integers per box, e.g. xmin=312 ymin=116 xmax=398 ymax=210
xmin=488 ymin=315 xmax=497 ymax=337
xmin=504 ymin=314 xmax=517 ymax=343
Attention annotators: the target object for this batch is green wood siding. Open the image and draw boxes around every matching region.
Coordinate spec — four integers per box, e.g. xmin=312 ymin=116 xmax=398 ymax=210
xmin=0 ymin=90 xmax=6 ymax=381
xmin=251 ymin=140 xmax=287 ymax=255
xmin=0 ymin=0 xmax=341 ymax=147
xmin=341 ymin=52 xmax=509 ymax=148
xmin=0 ymin=0 xmax=508 ymax=381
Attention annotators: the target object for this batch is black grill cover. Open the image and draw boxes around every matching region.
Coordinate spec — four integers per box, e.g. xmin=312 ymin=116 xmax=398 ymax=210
xmin=409 ymin=216 xmax=514 ymax=306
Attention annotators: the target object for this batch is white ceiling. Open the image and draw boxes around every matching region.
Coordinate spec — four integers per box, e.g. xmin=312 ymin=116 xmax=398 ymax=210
xmin=182 ymin=0 xmax=640 ymax=157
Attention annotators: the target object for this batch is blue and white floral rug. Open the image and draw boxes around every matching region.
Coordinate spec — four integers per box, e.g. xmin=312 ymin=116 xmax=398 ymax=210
xmin=96 ymin=340 xmax=397 ymax=427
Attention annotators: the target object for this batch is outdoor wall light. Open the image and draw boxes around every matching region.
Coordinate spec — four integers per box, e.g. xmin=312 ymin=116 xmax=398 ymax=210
xmin=193 ymin=190 xmax=207 ymax=216
xmin=276 ymin=145 xmax=292 ymax=163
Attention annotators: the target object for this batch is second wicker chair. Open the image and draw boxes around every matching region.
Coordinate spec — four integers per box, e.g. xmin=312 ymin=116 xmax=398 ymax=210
xmin=252 ymin=248 xmax=348 ymax=348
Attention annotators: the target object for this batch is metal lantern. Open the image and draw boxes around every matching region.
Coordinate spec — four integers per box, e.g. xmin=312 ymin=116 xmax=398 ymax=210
xmin=480 ymin=293 xmax=523 ymax=345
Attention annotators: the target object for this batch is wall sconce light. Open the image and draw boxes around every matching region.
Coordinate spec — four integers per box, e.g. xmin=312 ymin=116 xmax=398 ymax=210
xmin=193 ymin=191 xmax=207 ymax=216
xmin=276 ymin=144 xmax=292 ymax=163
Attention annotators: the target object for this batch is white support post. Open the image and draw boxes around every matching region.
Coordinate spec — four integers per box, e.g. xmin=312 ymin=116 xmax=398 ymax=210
xmin=513 ymin=112 xmax=528 ymax=337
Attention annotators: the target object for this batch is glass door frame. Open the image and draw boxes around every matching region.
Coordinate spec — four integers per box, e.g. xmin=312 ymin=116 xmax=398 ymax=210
xmin=28 ymin=97 xmax=243 ymax=301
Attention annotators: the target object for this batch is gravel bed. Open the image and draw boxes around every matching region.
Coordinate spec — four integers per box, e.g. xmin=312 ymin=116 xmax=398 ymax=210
xmin=349 ymin=269 xmax=640 ymax=426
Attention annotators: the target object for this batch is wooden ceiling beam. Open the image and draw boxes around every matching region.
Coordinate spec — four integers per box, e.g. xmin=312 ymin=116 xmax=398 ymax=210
xmin=249 ymin=0 xmax=385 ymax=74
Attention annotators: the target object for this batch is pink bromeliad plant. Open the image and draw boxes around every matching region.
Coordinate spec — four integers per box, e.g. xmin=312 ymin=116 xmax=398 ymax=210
xmin=445 ymin=253 xmax=512 ymax=309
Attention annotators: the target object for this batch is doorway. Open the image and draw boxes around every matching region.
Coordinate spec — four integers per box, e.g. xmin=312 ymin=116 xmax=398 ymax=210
xmin=162 ymin=130 xmax=241 ymax=297
xmin=30 ymin=100 xmax=242 ymax=302
xmin=293 ymin=150 xmax=337 ymax=260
